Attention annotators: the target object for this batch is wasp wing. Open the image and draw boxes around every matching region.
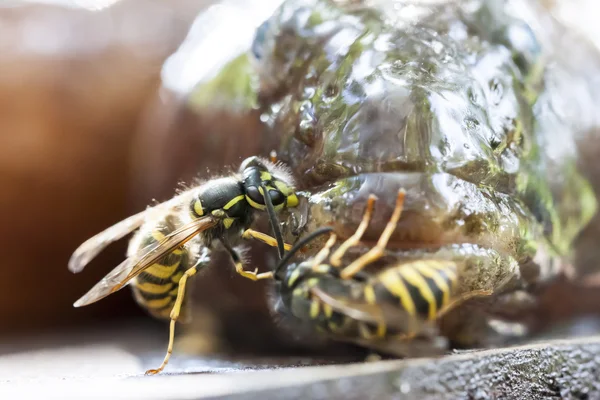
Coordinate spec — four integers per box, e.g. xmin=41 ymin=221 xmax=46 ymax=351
xmin=68 ymin=191 xmax=194 ymax=274
xmin=73 ymin=215 xmax=218 ymax=307
xmin=69 ymin=210 xmax=148 ymax=274
xmin=310 ymin=287 xmax=430 ymax=335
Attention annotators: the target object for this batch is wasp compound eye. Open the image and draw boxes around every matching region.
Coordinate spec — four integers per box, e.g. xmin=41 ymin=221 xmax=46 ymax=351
xmin=246 ymin=185 xmax=265 ymax=205
xmin=268 ymin=189 xmax=285 ymax=205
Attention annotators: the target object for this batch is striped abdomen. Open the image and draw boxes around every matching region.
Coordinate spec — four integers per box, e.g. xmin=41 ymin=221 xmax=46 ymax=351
xmin=129 ymin=214 xmax=191 ymax=320
xmin=364 ymin=260 xmax=458 ymax=321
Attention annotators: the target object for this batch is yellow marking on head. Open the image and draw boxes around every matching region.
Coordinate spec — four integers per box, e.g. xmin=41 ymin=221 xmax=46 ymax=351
xmin=378 ymin=269 xmax=416 ymax=316
xmin=223 ymin=195 xmax=245 ymax=211
xmin=246 ymin=196 xmax=267 ymax=211
xmin=274 ymin=181 xmax=292 ymax=195
xmin=193 ymin=199 xmax=204 ymax=217
xmin=363 ymin=285 xmax=377 ymax=304
xmin=328 ymin=321 xmax=338 ymax=332
xmin=135 ymin=281 xmax=173 ymax=295
xmin=223 ymin=217 xmax=235 ymax=229
xmin=310 ymin=300 xmax=320 ymax=319
xmin=287 ymin=268 xmax=302 ymax=287
xmin=260 ymin=171 xmax=272 ymax=182
xmin=171 ymin=271 xmax=183 ymax=283
xmin=323 ymin=303 xmax=333 ymax=318
xmin=143 ymin=261 xmax=181 ymax=280
xmin=399 ymin=265 xmax=437 ymax=319
xmin=413 ymin=262 xmax=453 ymax=306
xmin=258 ymin=186 xmax=265 ymax=196
xmin=143 ymin=296 xmax=173 ymax=309
xmin=287 ymin=194 xmax=299 ymax=208
xmin=293 ymin=287 xmax=304 ymax=298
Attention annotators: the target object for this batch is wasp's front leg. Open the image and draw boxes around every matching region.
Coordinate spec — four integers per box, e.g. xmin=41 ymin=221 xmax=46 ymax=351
xmin=220 ymin=239 xmax=274 ymax=281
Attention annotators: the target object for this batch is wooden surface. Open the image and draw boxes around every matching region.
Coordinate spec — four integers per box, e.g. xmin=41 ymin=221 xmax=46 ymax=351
xmin=2 ymin=324 xmax=600 ymax=399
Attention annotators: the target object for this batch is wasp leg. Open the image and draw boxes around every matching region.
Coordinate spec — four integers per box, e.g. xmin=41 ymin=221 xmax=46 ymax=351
xmin=340 ymin=190 xmax=406 ymax=279
xmin=310 ymin=233 xmax=338 ymax=271
xmin=436 ymin=289 xmax=494 ymax=320
xmin=329 ymin=195 xmax=378 ymax=267
xmin=145 ymin=259 xmax=205 ymax=375
xmin=241 ymin=229 xmax=292 ymax=251
xmin=221 ymin=239 xmax=274 ymax=281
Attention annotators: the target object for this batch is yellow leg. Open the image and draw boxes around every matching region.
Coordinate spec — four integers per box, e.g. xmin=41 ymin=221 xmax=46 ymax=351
xmin=436 ymin=289 xmax=493 ymax=320
xmin=310 ymin=233 xmax=338 ymax=271
xmin=221 ymin=239 xmax=274 ymax=281
xmin=329 ymin=195 xmax=378 ymax=267
xmin=145 ymin=265 xmax=198 ymax=375
xmin=242 ymin=229 xmax=292 ymax=251
xmin=234 ymin=261 xmax=274 ymax=281
xmin=340 ymin=190 xmax=406 ymax=279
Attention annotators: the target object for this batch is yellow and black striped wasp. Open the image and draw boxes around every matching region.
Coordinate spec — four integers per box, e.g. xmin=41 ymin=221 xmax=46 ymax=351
xmin=69 ymin=156 xmax=298 ymax=374
xmin=269 ymin=190 xmax=493 ymax=355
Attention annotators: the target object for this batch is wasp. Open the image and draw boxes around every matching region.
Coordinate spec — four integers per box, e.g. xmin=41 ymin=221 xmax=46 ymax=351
xmin=69 ymin=156 xmax=298 ymax=374
xmin=270 ymin=190 xmax=493 ymax=355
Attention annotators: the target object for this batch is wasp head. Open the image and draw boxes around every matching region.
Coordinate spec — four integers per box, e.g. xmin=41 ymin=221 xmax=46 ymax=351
xmin=240 ymin=156 xmax=299 ymax=211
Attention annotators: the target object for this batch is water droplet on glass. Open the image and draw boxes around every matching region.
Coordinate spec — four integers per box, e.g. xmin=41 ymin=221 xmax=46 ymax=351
xmin=400 ymin=382 xmax=411 ymax=394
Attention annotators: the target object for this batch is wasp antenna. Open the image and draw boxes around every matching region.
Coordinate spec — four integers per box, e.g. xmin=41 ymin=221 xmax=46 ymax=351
xmin=261 ymin=184 xmax=286 ymax=258
xmin=273 ymin=226 xmax=335 ymax=278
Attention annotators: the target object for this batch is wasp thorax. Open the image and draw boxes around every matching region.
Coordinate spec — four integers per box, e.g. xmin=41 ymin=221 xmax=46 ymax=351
xmin=240 ymin=156 xmax=299 ymax=211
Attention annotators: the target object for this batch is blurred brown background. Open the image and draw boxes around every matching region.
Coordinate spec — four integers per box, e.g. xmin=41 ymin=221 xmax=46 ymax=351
xmin=0 ymin=0 xmax=213 ymax=335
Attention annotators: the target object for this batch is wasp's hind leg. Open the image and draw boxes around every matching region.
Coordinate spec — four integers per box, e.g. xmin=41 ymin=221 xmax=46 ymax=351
xmin=341 ymin=190 xmax=406 ymax=279
xmin=145 ymin=257 xmax=208 ymax=376
xmin=329 ymin=195 xmax=378 ymax=267
xmin=221 ymin=239 xmax=274 ymax=281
